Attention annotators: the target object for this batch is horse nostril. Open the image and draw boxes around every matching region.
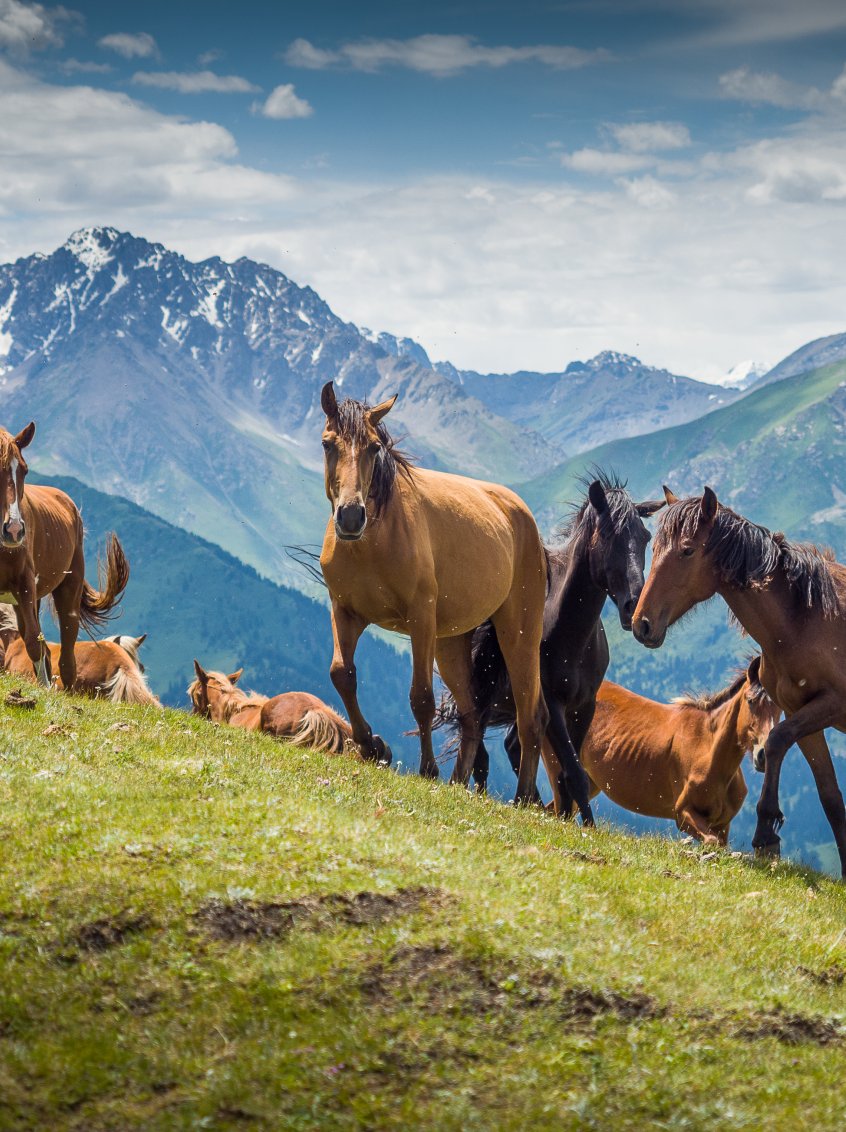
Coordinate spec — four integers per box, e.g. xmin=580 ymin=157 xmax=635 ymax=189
xmin=638 ymin=617 xmax=651 ymax=639
xmin=336 ymin=504 xmax=366 ymax=535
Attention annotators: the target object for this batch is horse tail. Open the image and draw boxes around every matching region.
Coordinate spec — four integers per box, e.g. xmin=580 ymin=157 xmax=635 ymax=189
xmin=79 ymin=534 xmax=130 ymax=634
xmin=432 ymin=619 xmax=512 ymax=740
xmin=100 ymin=664 xmax=161 ymax=707
xmin=289 ymin=706 xmax=352 ymax=754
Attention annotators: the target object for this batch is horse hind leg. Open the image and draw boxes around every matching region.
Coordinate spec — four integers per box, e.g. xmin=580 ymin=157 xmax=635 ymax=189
xmin=797 ymin=731 xmax=846 ymax=880
xmin=435 ymin=633 xmax=483 ymax=789
xmin=504 ymin=725 xmax=543 ymax=806
xmin=51 ymin=562 xmax=83 ymax=692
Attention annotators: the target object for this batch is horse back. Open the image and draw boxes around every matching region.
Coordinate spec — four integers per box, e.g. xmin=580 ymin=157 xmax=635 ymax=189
xmin=261 ymin=691 xmax=332 ymax=735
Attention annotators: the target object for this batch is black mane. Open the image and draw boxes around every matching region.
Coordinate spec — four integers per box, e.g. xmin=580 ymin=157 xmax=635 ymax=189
xmin=551 ymin=469 xmax=640 ymax=563
xmin=334 ymin=396 xmax=414 ymax=516
xmin=656 ymin=498 xmax=839 ymax=617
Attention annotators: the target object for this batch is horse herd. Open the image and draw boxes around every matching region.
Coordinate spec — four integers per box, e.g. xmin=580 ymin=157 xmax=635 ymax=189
xmin=2 ymin=382 xmax=845 ymax=878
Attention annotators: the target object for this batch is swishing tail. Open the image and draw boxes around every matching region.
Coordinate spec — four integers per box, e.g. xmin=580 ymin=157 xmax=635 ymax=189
xmin=80 ymin=534 xmax=130 ymax=634
xmin=432 ymin=620 xmax=513 ymax=737
xmin=289 ymin=707 xmax=353 ymax=754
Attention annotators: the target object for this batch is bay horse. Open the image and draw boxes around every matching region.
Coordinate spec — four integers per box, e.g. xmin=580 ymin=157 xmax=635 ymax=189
xmin=4 ymin=634 xmax=160 ymax=706
xmin=189 ymin=662 xmax=354 ymax=753
xmin=0 ymin=423 xmax=128 ymax=688
xmin=579 ymin=660 xmax=779 ymax=844
xmin=633 ymin=486 xmax=846 ymax=877
xmin=318 ymin=382 xmax=564 ymax=811
xmin=448 ymin=474 xmax=664 ymax=812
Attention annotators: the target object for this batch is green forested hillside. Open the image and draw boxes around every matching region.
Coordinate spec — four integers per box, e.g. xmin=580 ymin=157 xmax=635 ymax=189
xmin=0 ymin=677 xmax=844 ymax=1131
xmin=28 ymin=472 xmax=416 ymax=761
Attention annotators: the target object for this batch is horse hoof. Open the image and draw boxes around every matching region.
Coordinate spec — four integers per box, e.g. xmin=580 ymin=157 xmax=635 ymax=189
xmin=370 ymin=735 xmax=392 ymax=766
xmin=753 ymin=840 xmax=781 ymax=859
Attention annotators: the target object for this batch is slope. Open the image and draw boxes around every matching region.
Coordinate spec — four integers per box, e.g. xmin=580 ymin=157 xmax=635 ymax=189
xmin=0 ymin=676 xmax=844 ymax=1131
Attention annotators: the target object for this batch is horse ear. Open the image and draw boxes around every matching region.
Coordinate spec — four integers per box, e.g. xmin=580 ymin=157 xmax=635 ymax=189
xmin=228 ymin=668 xmax=244 ymax=684
xmin=588 ymin=480 xmax=609 ymax=514
xmin=636 ymin=499 xmax=666 ymax=517
xmin=662 ymin=485 xmax=679 ymax=506
xmin=135 ymin=633 xmax=147 ymax=648
xmin=14 ymin=422 xmax=35 ymax=451
xmin=193 ymin=659 xmax=208 ymax=684
xmin=748 ymin=654 xmax=761 ymax=683
xmin=701 ymin=486 xmax=718 ymax=523
xmin=321 ymin=382 xmax=338 ymax=420
xmin=368 ymin=394 xmax=397 ymax=426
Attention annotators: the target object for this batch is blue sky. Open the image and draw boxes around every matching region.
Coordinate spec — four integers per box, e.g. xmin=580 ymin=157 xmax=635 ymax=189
xmin=2 ymin=1 xmax=846 ymax=379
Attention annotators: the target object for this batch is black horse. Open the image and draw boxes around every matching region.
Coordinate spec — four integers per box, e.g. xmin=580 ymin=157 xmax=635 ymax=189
xmin=441 ymin=472 xmax=664 ymax=821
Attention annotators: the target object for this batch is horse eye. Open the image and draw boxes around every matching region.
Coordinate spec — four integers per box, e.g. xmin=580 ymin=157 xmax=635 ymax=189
xmin=682 ymin=546 xmax=695 ymax=557
xmin=322 ymin=439 xmax=334 ymax=451
xmin=368 ymin=441 xmax=381 ymax=455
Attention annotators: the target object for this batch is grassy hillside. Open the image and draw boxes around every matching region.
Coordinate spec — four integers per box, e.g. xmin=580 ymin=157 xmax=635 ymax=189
xmin=0 ymin=675 xmax=844 ymax=1130
xmin=28 ymin=472 xmax=417 ymax=763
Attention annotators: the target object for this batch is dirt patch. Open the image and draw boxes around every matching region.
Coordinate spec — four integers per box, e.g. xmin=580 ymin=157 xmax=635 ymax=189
xmin=196 ymin=886 xmax=444 ymax=943
xmin=796 ymin=964 xmax=846 ymax=986
xmin=73 ymin=914 xmax=150 ymax=953
xmin=5 ymin=690 xmax=36 ymax=709
xmin=728 ymin=1008 xmax=844 ymax=1046
xmin=559 ymin=987 xmax=663 ymax=1022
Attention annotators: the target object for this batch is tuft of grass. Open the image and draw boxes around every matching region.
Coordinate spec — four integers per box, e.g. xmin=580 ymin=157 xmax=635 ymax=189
xmin=0 ymin=671 xmax=845 ymax=1130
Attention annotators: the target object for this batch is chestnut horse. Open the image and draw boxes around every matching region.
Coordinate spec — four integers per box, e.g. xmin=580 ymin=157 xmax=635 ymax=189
xmin=189 ymin=662 xmax=354 ymax=753
xmin=633 ymin=486 xmax=846 ymax=877
xmin=318 ymin=382 xmax=562 ymax=811
xmin=579 ymin=659 xmax=779 ymax=844
xmin=4 ymin=634 xmax=160 ymax=706
xmin=0 ymin=423 xmax=128 ymax=687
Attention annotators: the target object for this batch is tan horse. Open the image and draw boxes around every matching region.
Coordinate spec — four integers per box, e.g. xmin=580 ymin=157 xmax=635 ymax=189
xmin=579 ymin=660 xmax=780 ymax=844
xmin=4 ymin=634 xmax=160 ymax=706
xmin=0 ymin=423 xmax=128 ymax=688
xmin=318 ymin=382 xmax=565 ymax=811
xmin=633 ymin=486 xmax=846 ymax=877
xmin=188 ymin=662 xmax=354 ymax=753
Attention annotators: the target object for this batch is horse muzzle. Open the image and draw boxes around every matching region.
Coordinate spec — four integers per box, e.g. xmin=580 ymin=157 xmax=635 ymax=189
xmin=334 ymin=503 xmax=367 ymax=541
xmin=1 ymin=519 xmax=25 ymax=548
xmin=752 ymin=744 xmax=766 ymax=773
xmin=632 ymin=613 xmax=665 ymax=649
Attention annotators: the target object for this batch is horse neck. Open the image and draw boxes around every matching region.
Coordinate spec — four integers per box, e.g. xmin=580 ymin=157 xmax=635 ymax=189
xmin=545 ymin=535 xmax=608 ymax=649
xmin=717 ymin=572 xmax=796 ymax=657
xmin=213 ymin=685 xmax=266 ymax=722
xmin=700 ymin=688 xmax=749 ymax=779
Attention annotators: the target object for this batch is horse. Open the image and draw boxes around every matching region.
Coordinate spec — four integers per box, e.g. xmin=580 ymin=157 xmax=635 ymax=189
xmin=0 ymin=423 xmax=128 ymax=688
xmin=633 ymin=485 xmax=846 ymax=878
xmin=443 ymin=474 xmax=664 ymax=811
xmin=317 ymin=381 xmax=567 ymax=813
xmin=578 ymin=659 xmax=780 ymax=844
xmin=105 ymin=633 xmax=148 ymax=673
xmin=4 ymin=634 xmax=160 ymax=706
xmin=188 ymin=662 xmax=354 ymax=753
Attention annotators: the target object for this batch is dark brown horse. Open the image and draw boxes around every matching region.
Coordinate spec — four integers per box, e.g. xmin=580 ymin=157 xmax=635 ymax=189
xmin=0 ymin=423 xmax=128 ymax=687
xmin=188 ymin=663 xmax=353 ymax=753
xmin=318 ymin=382 xmax=565 ymax=810
xmin=633 ymin=486 xmax=846 ymax=877
xmin=580 ymin=660 xmax=779 ymax=844
xmin=447 ymin=474 xmax=663 ymax=815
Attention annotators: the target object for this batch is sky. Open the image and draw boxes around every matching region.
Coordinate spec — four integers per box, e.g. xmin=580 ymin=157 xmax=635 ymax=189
xmin=2 ymin=1 xmax=846 ymax=380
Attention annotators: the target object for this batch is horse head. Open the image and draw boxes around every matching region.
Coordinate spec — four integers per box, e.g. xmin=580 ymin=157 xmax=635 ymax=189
xmin=320 ymin=381 xmax=399 ymax=542
xmin=188 ymin=659 xmax=244 ymax=721
xmin=585 ymin=477 xmax=665 ymax=631
xmin=744 ymin=655 xmax=781 ymax=772
xmin=633 ymin=485 xmax=721 ymax=648
xmin=0 ymin=422 xmax=35 ymax=550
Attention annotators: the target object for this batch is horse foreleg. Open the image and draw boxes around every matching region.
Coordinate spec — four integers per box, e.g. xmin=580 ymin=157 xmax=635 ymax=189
xmin=329 ymin=602 xmax=391 ymax=765
xmin=796 ymin=731 xmax=846 ymax=880
xmin=15 ymin=575 xmax=50 ymax=687
xmin=435 ymin=633 xmax=480 ymax=787
xmin=546 ymin=699 xmax=594 ymax=826
xmin=753 ymin=694 xmax=839 ymax=862
xmin=409 ymin=617 xmax=438 ymax=779
xmin=675 ymin=807 xmax=720 ymax=846
xmin=504 ymin=726 xmax=543 ymax=805
xmin=52 ymin=560 xmax=83 ymax=692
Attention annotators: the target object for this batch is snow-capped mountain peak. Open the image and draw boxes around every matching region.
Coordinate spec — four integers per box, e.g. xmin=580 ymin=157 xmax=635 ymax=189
xmin=718 ymin=359 xmax=768 ymax=390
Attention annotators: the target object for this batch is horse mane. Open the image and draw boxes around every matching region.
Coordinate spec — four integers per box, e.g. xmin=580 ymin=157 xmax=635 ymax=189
xmin=549 ymin=469 xmax=640 ymax=563
xmin=0 ymin=430 xmax=15 ymax=465
xmin=333 ymin=396 xmax=414 ymax=516
xmin=187 ymin=671 xmax=268 ymax=721
xmin=657 ymin=498 xmax=839 ymax=617
xmin=674 ymin=655 xmax=774 ymax=714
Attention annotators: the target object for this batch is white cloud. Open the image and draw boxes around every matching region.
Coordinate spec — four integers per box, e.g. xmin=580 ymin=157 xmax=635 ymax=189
xmin=617 ymin=175 xmax=676 ymax=208
xmin=197 ymin=49 xmax=222 ymax=67
xmin=684 ymin=0 xmax=846 ymax=46
xmin=98 ymin=32 xmax=158 ymax=59
xmin=132 ymin=70 xmax=259 ymax=94
xmin=61 ymin=58 xmax=113 ymax=75
xmin=719 ymin=66 xmax=826 ymax=110
xmin=561 ymin=148 xmax=651 ymax=175
xmin=608 ymin=121 xmax=691 ymax=152
xmin=283 ymin=34 xmax=609 ymax=77
xmin=254 ymin=83 xmax=313 ymax=119
xmin=0 ymin=0 xmax=69 ymax=52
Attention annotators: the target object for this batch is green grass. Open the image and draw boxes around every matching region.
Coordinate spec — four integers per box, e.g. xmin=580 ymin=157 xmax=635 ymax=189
xmin=1 ymin=671 xmax=845 ymax=1131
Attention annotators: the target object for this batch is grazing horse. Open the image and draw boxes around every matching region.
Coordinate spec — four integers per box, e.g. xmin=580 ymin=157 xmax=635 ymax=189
xmin=4 ymin=635 xmax=160 ymax=706
xmin=449 ymin=474 xmax=663 ymax=810
xmin=633 ymin=486 xmax=846 ymax=877
xmin=579 ymin=660 xmax=780 ymax=844
xmin=0 ymin=423 xmax=128 ymax=688
xmin=189 ymin=662 xmax=354 ymax=753
xmin=318 ymin=382 xmax=564 ymax=811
